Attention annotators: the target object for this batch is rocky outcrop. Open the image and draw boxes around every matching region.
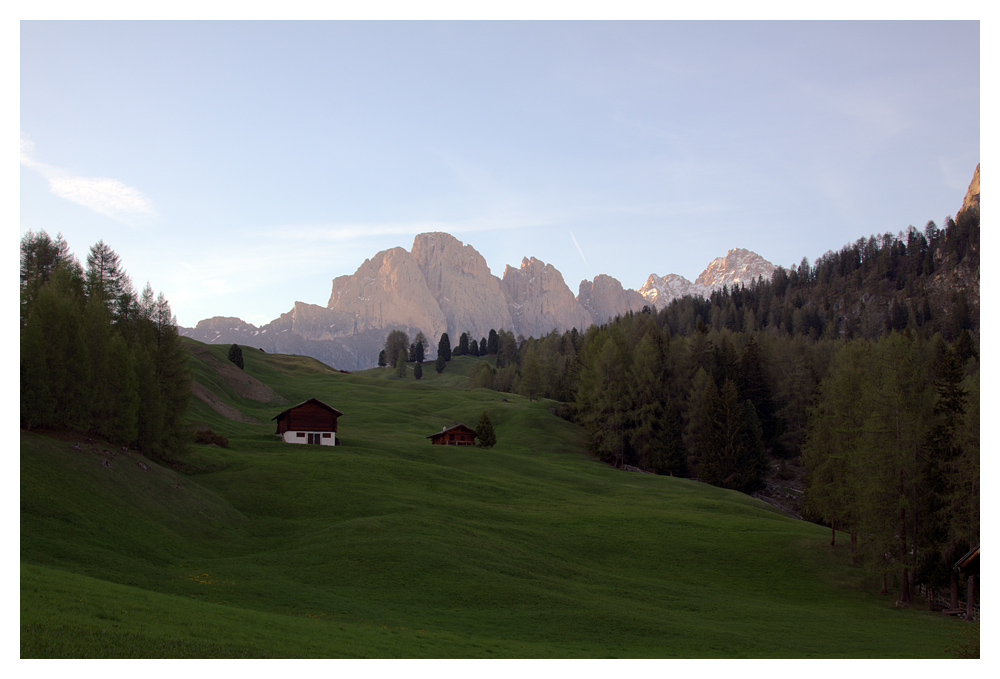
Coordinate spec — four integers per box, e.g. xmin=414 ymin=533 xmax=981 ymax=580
xmin=960 ymin=162 xmax=980 ymax=218
xmin=500 ymin=257 xmax=593 ymax=338
xmin=638 ymin=273 xmax=710 ymax=310
xmin=638 ymin=248 xmax=776 ymax=309
xmin=184 ymin=236 xmax=778 ymax=369
xmin=411 ymin=232 xmax=512 ymax=341
xmin=695 ymin=248 xmax=776 ymax=289
xmin=327 ymin=246 xmax=448 ymax=341
xmin=185 ymin=316 xmax=261 ymax=344
xmin=578 ymin=274 xmax=648 ymax=325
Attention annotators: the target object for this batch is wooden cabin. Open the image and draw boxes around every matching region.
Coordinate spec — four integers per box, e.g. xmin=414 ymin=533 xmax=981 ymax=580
xmin=955 ymin=545 xmax=980 ymax=621
xmin=273 ymin=398 xmax=343 ymax=446
xmin=427 ymin=424 xmax=476 ymax=446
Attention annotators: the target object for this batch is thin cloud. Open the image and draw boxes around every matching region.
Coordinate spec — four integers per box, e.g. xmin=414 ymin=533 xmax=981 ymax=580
xmin=20 ymin=133 xmax=156 ymax=223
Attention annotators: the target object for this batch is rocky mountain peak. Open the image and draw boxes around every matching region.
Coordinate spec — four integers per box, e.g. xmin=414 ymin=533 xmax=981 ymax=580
xmin=184 ymin=235 xmax=778 ymax=370
xmin=326 ymin=246 xmax=447 ymax=339
xmin=579 ymin=274 xmax=648 ymax=325
xmin=410 ymin=231 xmax=512 ymax=340
xmin=500 ymin=256 xmax=593 ymax=337
xmin=960 ymin=163 xmax=980 ymax=217
xmin=694 ymin=247 xmax=776 ymax=289
xmin=637 ymin=248 xmax=776 ymax=310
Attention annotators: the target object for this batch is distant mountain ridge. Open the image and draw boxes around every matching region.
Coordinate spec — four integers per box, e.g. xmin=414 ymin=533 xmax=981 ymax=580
xmin=181 ymin=233 xmax=775 ymax=369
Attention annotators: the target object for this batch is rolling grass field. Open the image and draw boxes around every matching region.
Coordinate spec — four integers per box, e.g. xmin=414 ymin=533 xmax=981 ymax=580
xmin=20 ymin=340 xmax=968 ymax=657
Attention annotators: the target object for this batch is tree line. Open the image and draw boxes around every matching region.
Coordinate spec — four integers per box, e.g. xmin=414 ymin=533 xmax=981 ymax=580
xmin=20 ymin=231 xmax=191 ymax=462
xmin=439 ymin=209 xmax=978 ymax=606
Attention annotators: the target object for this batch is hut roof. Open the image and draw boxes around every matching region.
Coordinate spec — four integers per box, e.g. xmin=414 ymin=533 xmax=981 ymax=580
xmin=955 ymin=545 xmax=980 ymax=573
xmin=426 ymin=424 xmax=476 ymax=439
xmin=272 ymin=398 xmax=344 ymax=421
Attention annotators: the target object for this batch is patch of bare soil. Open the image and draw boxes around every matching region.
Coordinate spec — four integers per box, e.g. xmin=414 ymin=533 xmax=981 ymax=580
xmin=188 ymin=345 xmax=286 ymax=405
xmin=754 ymin=458 xmax=807 ymax=520
xmin=191 ymin=380 xmax=265 ymax=424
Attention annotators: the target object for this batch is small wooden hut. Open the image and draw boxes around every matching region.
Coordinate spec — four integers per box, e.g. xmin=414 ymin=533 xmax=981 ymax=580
xmin=273 ymin=398 xmax=343 ymax=446
xmin=427 ymin=424 xmax=476 ymax=446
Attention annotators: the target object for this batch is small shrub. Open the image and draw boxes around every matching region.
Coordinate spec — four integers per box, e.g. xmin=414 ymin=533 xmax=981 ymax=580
xmin=195 ymin=428 xmax=229 ymax=448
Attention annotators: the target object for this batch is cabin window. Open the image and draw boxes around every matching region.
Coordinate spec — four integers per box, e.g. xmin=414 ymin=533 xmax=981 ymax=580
xmin=296 ymin=432 xmax=305 ymax=438
xmin=322 ymin=433 xmax=331 ymax=438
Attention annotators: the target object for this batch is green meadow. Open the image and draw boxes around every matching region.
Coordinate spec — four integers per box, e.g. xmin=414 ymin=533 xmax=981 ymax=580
xmin=20 ymin=340 xmax=965 ymax=657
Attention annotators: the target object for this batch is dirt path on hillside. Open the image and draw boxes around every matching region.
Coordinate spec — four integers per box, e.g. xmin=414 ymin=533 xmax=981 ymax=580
xmin=188 ymin=345 xmax=287 ymax=405
xmin=191 ymin=380 xmax=266 ymax=424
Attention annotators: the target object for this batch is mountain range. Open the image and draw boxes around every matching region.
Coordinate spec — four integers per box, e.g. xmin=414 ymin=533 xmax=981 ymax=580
xmin=181 ymin=235 xmax=776 ymax=369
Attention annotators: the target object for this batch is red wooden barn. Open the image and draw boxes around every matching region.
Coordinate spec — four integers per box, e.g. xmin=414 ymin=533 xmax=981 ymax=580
xmin=273 ymin=398 xmax=343 ymax=446
xmin=427 ymin=424 xmax=476 ymax=446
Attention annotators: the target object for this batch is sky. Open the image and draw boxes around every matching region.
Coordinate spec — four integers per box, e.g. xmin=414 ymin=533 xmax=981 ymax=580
xmin=19 ymin=18 xmax=981 ymax=329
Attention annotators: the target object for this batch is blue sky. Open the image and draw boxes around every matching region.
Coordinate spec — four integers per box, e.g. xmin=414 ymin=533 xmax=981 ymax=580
xmin=19 ymin=19 xmax=980 ymax=328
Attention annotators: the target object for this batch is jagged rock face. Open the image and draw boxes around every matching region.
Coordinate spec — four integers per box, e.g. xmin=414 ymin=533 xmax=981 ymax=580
xmin=500 ymin=257 xmax=593 ymax=337
xmin=960 ymin=163 xmax=980 ymax=217
xmin=638 ymin=248 xmax=776 ymax=309
xmin=411 ymin=232 xmax=512 ymax=341
xmin=326 ymin=246 xmax=448 ymax=341
xmin=184 ymin=236 xmax=779 ymax=370
xmin=578 ymin=274 xmax=648 ymax=325
xmin=268 ymin=301 xmax=362 ymax=342
xmin=638 ymin=273 xmax=710 ymax=310
xmin=186 ymin=316 xmax=262 ymax=344
xmin=694 ymin=248 xmax=776 ymax=289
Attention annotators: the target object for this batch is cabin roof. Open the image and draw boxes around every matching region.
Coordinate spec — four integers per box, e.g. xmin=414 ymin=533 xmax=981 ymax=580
xmin=426 ymin=424 xmax=476 ymax=439
xmin=272 ymin=397 xmax=344 ymax=421
xmin=955 ymin=545 xmax=980 ymax=573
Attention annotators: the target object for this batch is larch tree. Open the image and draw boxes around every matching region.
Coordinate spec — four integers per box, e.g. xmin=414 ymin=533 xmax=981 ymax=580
xmin=476 ymin=411 xmax=496 ymax=448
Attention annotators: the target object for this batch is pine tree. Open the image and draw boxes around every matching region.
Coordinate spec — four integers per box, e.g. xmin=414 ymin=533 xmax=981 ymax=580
xmin=737 ymin=334 xmax=777 ymax=448
xmin=476 ymin=411 xmax=496 ymax=448
xmin=384 ymin=330 xmax=409 ymax=368
xmin=576 ymin=329 xmax=632 ymax=468
xmin=435 ymin=354 xmax=446 ymax=374
xmin=470 ymin=361 xmax=495 ymax=389
xmin=438 ymin=333 xmax=452 ymax=362
xmin=413 ymin=362 xmax=423 ymax=380
xmin=683 ymin=367 xmax=716 ymax=474
xmin=519 ymin=348 xmax=543 ymax=401
xmin=86 ymin=240 xmax=134 ymax=322
xmin=20 ymin=230 xmax=74 ymax=325
xmin=630 ymin=331 xmax=686 ymax=475
xmin=228 ymin=343 xmax=245 ymax=370
xmin=697 ymin=379 xmax=766 ymax=493
xmin=396 ymin=349 xmax=408 ymax=378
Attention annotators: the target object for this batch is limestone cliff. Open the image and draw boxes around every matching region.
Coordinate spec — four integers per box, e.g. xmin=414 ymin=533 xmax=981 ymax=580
xmin=960 ymin=162 xmax=980 ymax=218
xmin=578 ymin=274 xmax=648 ymax=325
xmin=500 ymin=257 xmax=593 ymax=338
xmin=326 ymin=246 xmax=448 ymax=341
xmin=410 ymin=232 xmax=513 ymax=341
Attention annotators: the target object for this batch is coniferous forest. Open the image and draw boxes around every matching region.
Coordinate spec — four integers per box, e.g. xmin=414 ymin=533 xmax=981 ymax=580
xmin=20 ymin=231 xmax=191 ymax=463
xmin=436 ymin=206 xmax=980 ymax=607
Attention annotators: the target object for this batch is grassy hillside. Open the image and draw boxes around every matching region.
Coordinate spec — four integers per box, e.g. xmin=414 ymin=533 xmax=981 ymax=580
xmin=20 ymin=341 xmax=967 ymax=657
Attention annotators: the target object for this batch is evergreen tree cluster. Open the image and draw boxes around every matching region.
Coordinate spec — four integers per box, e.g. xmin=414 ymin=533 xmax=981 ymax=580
xmin=446 ymin=211 xmax=979 ymax=604
xmin=802 ymin=331 xmax=978 ymax=606
xmin=655 ymin=210 xmax=978 ymax=343
xmin=20 ymin=231 xmax=191 ymax=461
xmin=228 ymin=343 xmax=245 ymax=370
